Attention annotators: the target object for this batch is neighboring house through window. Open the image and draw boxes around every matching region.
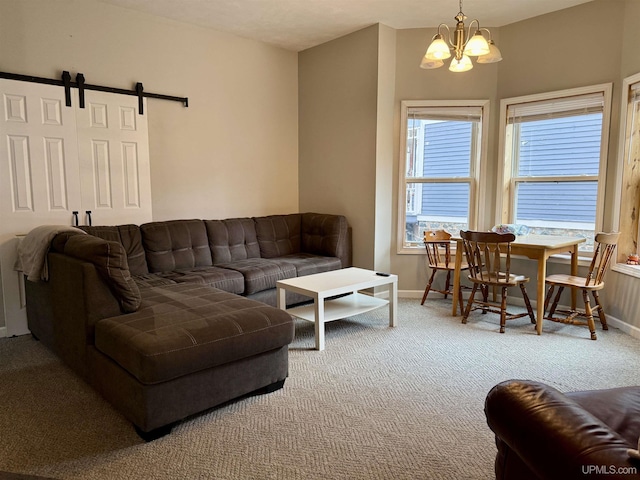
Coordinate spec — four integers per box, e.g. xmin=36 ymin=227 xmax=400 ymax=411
xmin=398 ymin=100 xmax=488 ymax=253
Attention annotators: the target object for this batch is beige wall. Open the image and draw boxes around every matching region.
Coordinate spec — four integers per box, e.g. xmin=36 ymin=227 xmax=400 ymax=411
xmin=298 ymin=24 xmax=398 ymax=272
xmin=0 ymin=0 xmax=299 ymax=223
xmin=298 ymin=25 xmax=380 ymax=268
xmin=621 ymin=0 xmax=640 ymax=77
xmin=496 ymin=1 xmax=624 ymax=100
xmin=373 ymin=25 xmax=397 ymax=274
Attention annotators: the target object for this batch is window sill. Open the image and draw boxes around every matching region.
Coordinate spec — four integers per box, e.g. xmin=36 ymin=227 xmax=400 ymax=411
xmin=612 ymin=263 xmax=640 ymax=278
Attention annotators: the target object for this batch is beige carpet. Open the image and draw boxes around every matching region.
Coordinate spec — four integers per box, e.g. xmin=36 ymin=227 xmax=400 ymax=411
xmin=1 ymin=298 xmax=639 ymax=479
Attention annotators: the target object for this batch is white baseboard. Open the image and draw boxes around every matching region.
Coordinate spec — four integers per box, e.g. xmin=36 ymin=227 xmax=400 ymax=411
xmin=0 ymin=326 xmax=7 ymax=338
xmin=399 ymin=290 xmax=423 ymax=299
xmin=606 ymin=316 xmax=640 ymax=339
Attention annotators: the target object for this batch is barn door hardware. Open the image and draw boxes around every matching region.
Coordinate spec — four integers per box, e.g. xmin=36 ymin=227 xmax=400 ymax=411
xmin=0 ymin=70 xmax=188 ymax=115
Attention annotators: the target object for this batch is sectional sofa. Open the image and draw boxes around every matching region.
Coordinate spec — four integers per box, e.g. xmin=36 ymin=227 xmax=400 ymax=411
xmin=25 ymin=212 xmax=351 ymax=439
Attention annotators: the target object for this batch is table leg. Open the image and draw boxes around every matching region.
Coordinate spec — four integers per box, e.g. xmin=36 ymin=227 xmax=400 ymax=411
xmin=389 ymin=279 xmax=397 ymax=327
xmin=277 ymin=286 xmax=286 ymax=310
xmin=452 ymin=239 xmax=463 ymax=316
xmin=535 ymin=257 xmax=547 ymax=335
xmin=570 ymin=244 xmax=578 ymax=310
xmin=314 ymin=294 xmax=325 ymax=351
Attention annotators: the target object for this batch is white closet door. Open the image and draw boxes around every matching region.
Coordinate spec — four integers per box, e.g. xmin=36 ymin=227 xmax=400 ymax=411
xmin=0 ymin=81 xmax=152 ymax=337
xmin=75 ymin=90 xmax=152 ymax=227
xmin=0 ymin=79 xmax=81 ymax=336
xmin=0 ymin=79 xmax=81 ymax=231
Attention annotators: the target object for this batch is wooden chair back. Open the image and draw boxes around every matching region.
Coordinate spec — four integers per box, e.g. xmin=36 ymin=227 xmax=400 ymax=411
xmin=423 ymin=230 xmax=453 ymax=269
xmin=460 ymin=230 xmax=516 ymax=285
xmin=586 ymin=232 xmax=620 ymax=286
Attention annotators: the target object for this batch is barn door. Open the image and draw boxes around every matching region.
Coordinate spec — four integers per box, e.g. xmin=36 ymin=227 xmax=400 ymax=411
xmin=0 ymin=79 xmax=81 ymax=336
xmin=0 ymin=80 xmax=152 ymax=337
xmin=75 ymin=90 xmax=151 ymax=226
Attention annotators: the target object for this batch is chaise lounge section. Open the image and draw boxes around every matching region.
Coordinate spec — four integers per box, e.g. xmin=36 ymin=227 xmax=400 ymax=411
xmin=25 ymin=212 xmax=351 ymax=439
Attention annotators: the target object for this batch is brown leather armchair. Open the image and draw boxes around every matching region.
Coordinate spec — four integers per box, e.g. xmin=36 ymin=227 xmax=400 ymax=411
xmin=485 ymin=380 xmax=640 ymax=479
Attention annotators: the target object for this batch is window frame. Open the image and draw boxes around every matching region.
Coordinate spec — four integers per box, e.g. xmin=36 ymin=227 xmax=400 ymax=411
xmin=612 ymin=72 xmax=640 ymax=276
xmin=397 ymin=99 xmax=489 ymax=254
xmin=496 ymin=84 xmax=612 ymax=246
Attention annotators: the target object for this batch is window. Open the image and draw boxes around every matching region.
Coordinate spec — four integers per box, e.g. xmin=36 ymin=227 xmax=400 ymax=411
xmin=498 ymin=85 xmax=612 ymax=251
xmin=398 ymin=100 xmax=488 ymax=253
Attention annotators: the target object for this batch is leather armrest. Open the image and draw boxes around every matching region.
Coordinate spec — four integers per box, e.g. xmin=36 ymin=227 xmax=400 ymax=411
xmin=485 ymin=380 xmax=637 ymax=479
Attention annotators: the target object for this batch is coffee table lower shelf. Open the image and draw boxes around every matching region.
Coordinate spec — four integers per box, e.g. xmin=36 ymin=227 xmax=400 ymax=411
xmin=287 ymin=293 xmax=388 ymax=323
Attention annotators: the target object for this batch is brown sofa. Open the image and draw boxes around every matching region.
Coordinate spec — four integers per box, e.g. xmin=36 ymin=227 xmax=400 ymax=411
xmin=26 ymin=213 xmax=351 ymax=440
xmin=485 ymin=380 xmax=640 ymax=479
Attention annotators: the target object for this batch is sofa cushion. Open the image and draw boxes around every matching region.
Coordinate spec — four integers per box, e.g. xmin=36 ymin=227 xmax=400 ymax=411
xmin=151 ymin=267 xmax=245 ymax=294
xmin=254 ymin=214 xmax=301 ymax=258
xmin=141 ymin=220 xmax=212 ymax=272
xmin=205 ymin=218 xmax=260 ymax=264
xmin=301 ymin=213 xmax=349 ymax=262
xmin=568 ymin=386 xmax=640 ymax=447
xmin=62 ymin=234 xmax=141 ymax=313
xmin=94 ymin=283 xmax=295 ymax=384
xmin=216 ymin=258 xmax=296 ymax=295
xmin=133 ymin=274 xmax=178 ymax=289
xmin=268 ymin=254 xmax=342 ymax=277
xmin=79 ymin=224 xmax=149 ymax=276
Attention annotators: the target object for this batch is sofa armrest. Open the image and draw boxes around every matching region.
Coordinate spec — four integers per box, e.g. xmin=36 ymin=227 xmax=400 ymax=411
xmin=485 ymin=380 xmax=637 ymax=479
xmin=301 ymin=213 xmax=352 ymax=268
xmin=26 ymin=253 xmax=123 ymax=378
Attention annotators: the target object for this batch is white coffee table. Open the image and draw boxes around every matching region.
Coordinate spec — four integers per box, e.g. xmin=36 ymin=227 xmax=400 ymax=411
xmin=276 ymin=267 xmax=398 ymax=351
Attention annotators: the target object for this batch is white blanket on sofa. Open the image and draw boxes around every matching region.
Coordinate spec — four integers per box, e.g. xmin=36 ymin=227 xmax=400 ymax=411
xmin=15 ymin=225 xmax=86 ymax=281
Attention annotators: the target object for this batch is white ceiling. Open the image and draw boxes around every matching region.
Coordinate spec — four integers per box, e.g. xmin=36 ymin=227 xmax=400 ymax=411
xmin=97 ymin=0 xmax=593 ymax=52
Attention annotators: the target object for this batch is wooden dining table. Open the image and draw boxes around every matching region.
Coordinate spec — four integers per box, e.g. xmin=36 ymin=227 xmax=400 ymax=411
xmin=451 ymin=234 xmax=586 ymax=335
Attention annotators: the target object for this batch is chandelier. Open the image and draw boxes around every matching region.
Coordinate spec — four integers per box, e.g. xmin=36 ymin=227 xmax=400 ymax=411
xmin=420 ymin=0 xmax=502 ymax=72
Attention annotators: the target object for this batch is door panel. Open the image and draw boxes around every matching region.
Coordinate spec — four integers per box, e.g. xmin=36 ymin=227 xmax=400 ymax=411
xmin=0 ymin=80 xmax=81 ymax=231
xmin=0 ymin=80 xmax=81 ymax=336
xmin=76 ymin=90 xmax=151 ymax=226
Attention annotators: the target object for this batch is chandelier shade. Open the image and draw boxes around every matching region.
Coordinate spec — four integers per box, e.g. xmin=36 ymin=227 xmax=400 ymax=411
xmin=463 ymin=31 xmax=490 ymax=56
xmin=449 ymin=55 xmax=473 ymax=72
xmin=424 ymin=35 xmax=451 ymax=61
xmin=476 ymin=40 xmax=502 ymax=63
xmin=421 ymin=0 xmax=502 ymax=72
xmin=420 ymin=57 xmax=445 ymax=69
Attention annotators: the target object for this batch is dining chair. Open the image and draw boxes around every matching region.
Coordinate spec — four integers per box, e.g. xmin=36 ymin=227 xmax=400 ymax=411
xmin=543 ymin=231 xmax=620 ymax=340
xmin=460 ymin=230 xmax=536 ymax=333
xmin=421 ymin=230 xmax=469 ymax=314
